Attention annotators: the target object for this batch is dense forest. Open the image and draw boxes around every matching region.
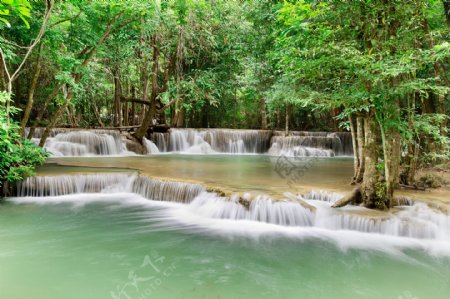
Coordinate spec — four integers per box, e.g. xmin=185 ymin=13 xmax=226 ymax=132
xmin=1 ymin=0 xmax=449 ymax=209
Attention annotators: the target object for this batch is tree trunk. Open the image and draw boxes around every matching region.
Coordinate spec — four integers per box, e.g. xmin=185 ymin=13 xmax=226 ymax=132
xmin=123 ymin=80 xmax=130 ymax=126
xmin=39 ymin=91 xmax=73 ymax=146
xmin=27 ymin=84 xmax=63 ymax=139
xmin=355 ymin=115 xmax=365 ymax=183
xmin=443 ymin=0 xmax=450 ymax=28
xmin=285 ymin=105 xmax=290 ymax=136
xmin=20 ymin=42 xmax=44 ymax=136
xmin=176 ymin=107 xmax=185 ymax=128
xmin=130 ymin=86 xmax=136 ymax=126
xmin=93 ymin=100 xmax=104 ymax=128
xmin=113 ymin=71 xmax=122 ymax=127
xmin=349 ymin=114 xmax=359 ymax=184
xmin=261 ymin=97 xmax=267 ymax=130
xmin=361 ymin=115 xmax=381 ymax=209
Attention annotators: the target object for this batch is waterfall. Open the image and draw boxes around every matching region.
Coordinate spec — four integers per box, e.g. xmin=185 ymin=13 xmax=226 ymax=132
xmin=17 ymin=174 xmax=205 ymax=203
xmin=188 ymin=193 xmax=315 ymax=227
xmin=151 ymin=129 xmax=273 ymax=154
xmin=143 ymin=137 xmax=160 ymax=154
xmin=27 ymin=127 xmax=353 ymax=157
xmin=27 ymin=128 xmax=133 ymax=156
xmin=15 ymin=174 xmax=450 ymax=240
xmin=151 ymin=129 xmax=353 ymax=156
xmin=268 ymin=131 xmax=353 ymax=157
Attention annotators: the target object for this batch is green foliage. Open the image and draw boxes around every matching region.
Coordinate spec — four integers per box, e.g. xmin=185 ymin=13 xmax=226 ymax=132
xmin=375 ymin=182 xmax=388 ymax=210
xmin=0 ymin=92 xmax=48 ymax=195
xmin=0 ymin=0 xmax=31 ymax=28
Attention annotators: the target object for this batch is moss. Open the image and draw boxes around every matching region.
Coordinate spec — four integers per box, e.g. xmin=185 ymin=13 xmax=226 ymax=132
xmin=238 ymin=197 xmax=251 ymax=210
xmin=374 ymin=182 xmax=388 ymax=210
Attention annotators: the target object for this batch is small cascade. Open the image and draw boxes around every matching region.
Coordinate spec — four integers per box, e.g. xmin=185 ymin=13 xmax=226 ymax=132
xmin=151 ymin=132 xmax=170 ymax=152
xmin=151 ymin=129 xmax=273 ymax=154
xmin=143 ymin=137 xmax=160 ymax=154
xmin=15 ymin=174 xmax=450 ymax=241
xmin=27 ymin=128 xmax=132 ymax=156
xmin=17 ymin=174 xmax=205 ymax=203
xmin=268 ymin=131 xmax=353 ymax=157
xmin=189 ymin=193 xmax=315 ymax=227
xmin=302 ymin=190 xmax=344 ymax=204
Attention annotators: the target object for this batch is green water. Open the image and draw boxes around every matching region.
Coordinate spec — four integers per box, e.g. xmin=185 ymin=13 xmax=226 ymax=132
xmin=1 ymin=195 xmax=449 ymax=299
xmin=45 ymin=155 xmax=355 ymax=195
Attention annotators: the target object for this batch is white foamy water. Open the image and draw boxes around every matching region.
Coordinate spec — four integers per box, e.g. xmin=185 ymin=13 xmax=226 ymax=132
xmin=151 ymin=129 xmax=353 ymax=156
xmin=27 ymin=128 xmax=354 ymax=157
xmin=11 ymin=174 xmax=450 ymax=256
xmin=28 ymin=128 xmax=133 ymax=156
xmin=143 ymin=137 xmax=160 ymax=154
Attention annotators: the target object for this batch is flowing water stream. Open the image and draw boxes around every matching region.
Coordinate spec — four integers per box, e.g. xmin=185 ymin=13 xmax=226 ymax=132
xmin=28 ymin=128 xmax=353 ymax=157
xmin=2 ymin=130 xmax=449 ymax=299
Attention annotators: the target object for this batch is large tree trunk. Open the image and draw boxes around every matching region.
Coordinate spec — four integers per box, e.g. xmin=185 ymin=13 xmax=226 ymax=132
xmin=133 ymin=43 xmax=154 ymax=141
xmin=20 ymin=42 xmax=44 ymax=136
xmin=379 ymin=99 xmax=401 ymax=206
xmin=361 ymin=115 xmax=381 ymax=209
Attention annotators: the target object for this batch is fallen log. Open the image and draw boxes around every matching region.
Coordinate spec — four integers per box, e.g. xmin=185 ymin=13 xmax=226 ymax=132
xmin=120 ymin=95 xmax=151 ymax=105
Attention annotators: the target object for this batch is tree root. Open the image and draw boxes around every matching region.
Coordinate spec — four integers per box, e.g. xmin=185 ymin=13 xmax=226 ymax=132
xmin=332 ymin=187 xmax=362 ymax=208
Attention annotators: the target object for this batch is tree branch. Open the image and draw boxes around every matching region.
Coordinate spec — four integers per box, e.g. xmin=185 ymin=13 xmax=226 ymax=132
xmin=10 ymin=0 xmax=54 ymax=82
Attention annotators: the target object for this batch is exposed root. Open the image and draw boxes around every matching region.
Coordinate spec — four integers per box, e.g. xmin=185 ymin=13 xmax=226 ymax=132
xmin=332 ymin=187 xmax=362 ymax=208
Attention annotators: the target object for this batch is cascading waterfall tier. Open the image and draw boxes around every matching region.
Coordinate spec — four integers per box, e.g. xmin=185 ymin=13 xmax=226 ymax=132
xmin=27 ymin=128 xmax=132 ymax=156
xmin=151 ymin=128 xmax=273 ymax=154
xmin=268 ymin=131 xmax=353 ymax=157
xmin=17 ymin=174 xmax=205 ymax=203
xmin=151 ymin=129 xmax=353 ymax=156
xmin=15 ymin=174 xmax=450 ymax=240
xmin=27 ymin=127 xmax=353 ymax=157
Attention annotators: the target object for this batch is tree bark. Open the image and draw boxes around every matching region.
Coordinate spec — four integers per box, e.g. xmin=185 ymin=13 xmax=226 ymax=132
xmin=355 ymin=115 xmax=365 ymax=183
xmin=349 ymin=114 xmax=359 ymax=184
xmin=20 ymin=42 xmax=44 ymax=136
xmin=123 ymin=80 xmax=130 ymax=126
xmin=130 ymin=86 xmax=136 ymax=126
xmin=285 ymin=105 xmax=290 ymax=136
xmin=93 ymin=100 xmax=104 ymax=128
xmin=120 ymin=96 xmax=151 ymax=105
xmin=443 ymin=0 xmax=450 ymax=28
xmin=27 ymin=84 xmax=63 ymax=139
xmin=39 ymin=91 xmax=73 ymax=146
xmin=361 ymin=115 xmax=381 ymax=209
xmin=113 ymin=70 xmax=122 ymax=127
xmin=261 ymin=97 xmax=267 ymax=130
